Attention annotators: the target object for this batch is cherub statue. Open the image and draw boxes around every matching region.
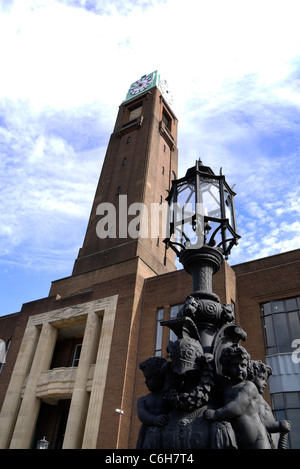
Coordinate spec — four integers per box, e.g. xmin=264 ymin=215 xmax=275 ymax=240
xmin=248 ymin=360 xmax=291 ymax=448
xmin=136 ymin=356 xmax=170 ymax=449
xmin=204 ymin=344 xmax=272 ymax=449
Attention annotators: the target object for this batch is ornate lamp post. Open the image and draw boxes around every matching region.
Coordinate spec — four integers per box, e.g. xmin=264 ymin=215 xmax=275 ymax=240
xmin=137 ymin=159 xmax=290 ymax=450
xmin=164 ymin=159 xmax=240 ymax=301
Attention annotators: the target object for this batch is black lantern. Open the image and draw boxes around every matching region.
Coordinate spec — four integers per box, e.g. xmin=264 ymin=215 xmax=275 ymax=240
xmin=165 ymin=159 xmax=239 ymax=258
xmin=164 ymin=159 xmax=240 ymax=300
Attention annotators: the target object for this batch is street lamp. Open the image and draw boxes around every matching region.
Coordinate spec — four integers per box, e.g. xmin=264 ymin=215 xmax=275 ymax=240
xmin=164 ymin=159 xmax=240 ymax=301
xmin=137 ymin=159 xmax=286 ymax=449
xmin=36 ymin=436 xmax=49 ymax=449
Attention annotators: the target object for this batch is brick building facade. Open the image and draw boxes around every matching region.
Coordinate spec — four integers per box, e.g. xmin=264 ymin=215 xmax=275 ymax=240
xmin=0 ymin=73 xmax=299 ymax=449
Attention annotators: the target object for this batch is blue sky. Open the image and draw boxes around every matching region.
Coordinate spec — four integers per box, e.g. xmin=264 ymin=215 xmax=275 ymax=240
xmin=1 ymin=0 xmax=300 ymax=316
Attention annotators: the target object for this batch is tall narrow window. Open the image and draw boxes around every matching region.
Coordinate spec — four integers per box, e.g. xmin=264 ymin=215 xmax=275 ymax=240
xmin=72 ymin=344 xmax=82 ymax=367
xmin=0 ymin=339 xmax=11 ymax=374
xmin=162 ymin=108 xmax=172 ymax=130
xmin=155 ymin=308 xmax=164 ymax=356
xmin=169 ymin=305 xmax=182 ymax=342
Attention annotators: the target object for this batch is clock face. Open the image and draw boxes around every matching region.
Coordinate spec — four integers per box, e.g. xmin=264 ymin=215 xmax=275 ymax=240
xmin=129 ymin=75 xmax=152 ymax=95
xmin=159 ymin=79 xmax=174 ymax=105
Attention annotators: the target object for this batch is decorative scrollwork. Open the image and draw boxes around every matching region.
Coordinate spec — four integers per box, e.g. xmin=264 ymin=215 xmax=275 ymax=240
xmin=178 ymin=295 xmax=234 ymax=327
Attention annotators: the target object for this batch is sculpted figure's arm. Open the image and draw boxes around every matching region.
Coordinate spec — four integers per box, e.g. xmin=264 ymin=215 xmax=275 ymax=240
xmin=259 ymin=398 xmax=290 ymax=434
xmin=137 ymin=396 xmax=169 ymax=427
xmin=137 ymin=396 xmax=155 ymax=425
xmin=204 ymin=382 xmax=256 ymax=422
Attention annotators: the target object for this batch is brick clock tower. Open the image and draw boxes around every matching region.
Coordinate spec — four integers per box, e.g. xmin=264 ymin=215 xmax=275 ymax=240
xmin=0 ymin=71 xmax=178 ymax=449
xmin=50 ymin=70 xmax=178 ymax=298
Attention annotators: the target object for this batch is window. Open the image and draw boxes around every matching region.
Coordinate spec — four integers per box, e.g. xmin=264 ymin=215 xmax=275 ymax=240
xmin=72 ymin=344 xmax=82 ymax=367
xmin=155 ymin=305 xmax=184 ymax=348
xmin=271 ymin=392 xmax=300 ymax=448
xmin=154 ymin=305 xmax=184 ymax=356
xmin=159 ymin=107 xmax=174 ymax=149
xmin=169 ymin=305 xmax=182 ymax=342
xmin=0 ymin=339 xmax=11 ymax=374
xmin=154 ymin=309 xmax=164 ymax=356
xmin=128 ymin=104 xmax=142 ymax=122
xmin=162 ymin=108 xmax=172 ymax=130
xmin=260 ymin=296 xmax=300 ymax=355
xmin=118 ymin=102 xmax=144 ymax=136
xmin=122 ymin=157 xmax=127 ymax=166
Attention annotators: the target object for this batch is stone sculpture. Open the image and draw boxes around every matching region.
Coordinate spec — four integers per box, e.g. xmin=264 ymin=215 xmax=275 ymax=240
xmin=137 ymin=293 xmax=291 ymax=449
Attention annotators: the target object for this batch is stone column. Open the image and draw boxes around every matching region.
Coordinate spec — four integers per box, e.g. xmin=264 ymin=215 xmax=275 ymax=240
xmin=62 ymin=312 xmax=102 ymax=449
xmin=0 ymin=322 xmax=40 ymax=449
xmin=82 ymin=299 xmax=117 ymax=448
xmin=9 ymin=322 xmax=58 ymax=449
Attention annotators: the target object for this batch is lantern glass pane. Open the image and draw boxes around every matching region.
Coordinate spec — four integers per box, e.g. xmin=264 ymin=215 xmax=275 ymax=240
xmin=222 ymin=188 xmax=237 ymax=255
xmin=206 ymin=218 xmax=223 ymax=248
xmin=177 ymin=180 xmax=196 ymax=213
xmin=172 ymin=180 xmax=201 ymax=249
xmin=199 ymin=180 xmax=221 ymax=219
xmin=224 ymin=189 xmax=235 ymax=229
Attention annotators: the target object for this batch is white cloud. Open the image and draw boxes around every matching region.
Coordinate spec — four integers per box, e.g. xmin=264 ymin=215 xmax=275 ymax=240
xmin=0 ymin=98 xmax=105 ymax=271
xmin=2 ymin=0 xmax=300 ymax=113
xmin=1 ymin=0 xmax=300 ymax=314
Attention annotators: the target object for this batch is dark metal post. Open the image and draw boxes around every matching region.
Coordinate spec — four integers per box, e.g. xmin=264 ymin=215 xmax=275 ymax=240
xmin=179 ymin=245 xmax=223 ymax=302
